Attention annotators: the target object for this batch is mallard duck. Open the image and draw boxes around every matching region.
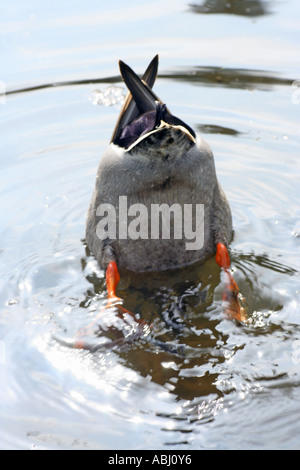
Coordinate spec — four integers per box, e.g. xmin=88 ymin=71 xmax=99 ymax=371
xmin=85 ymin=55 xmax=245 ymax=331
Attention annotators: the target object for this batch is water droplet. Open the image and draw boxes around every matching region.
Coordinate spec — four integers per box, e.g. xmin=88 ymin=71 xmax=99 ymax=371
xmin=91 ymin=86 xmax=126 ymax=107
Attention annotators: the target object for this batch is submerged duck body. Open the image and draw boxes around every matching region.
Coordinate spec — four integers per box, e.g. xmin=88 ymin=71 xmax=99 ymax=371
xmin=86 ymin=55 xmax=232 ymax=273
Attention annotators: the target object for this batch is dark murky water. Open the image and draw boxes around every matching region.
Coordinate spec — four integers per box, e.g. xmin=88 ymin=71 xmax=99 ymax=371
xmin=1 ymin=0 xmax=300 ymax=449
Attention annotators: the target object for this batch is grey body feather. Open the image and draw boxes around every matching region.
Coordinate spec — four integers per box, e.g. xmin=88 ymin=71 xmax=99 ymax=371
xmin=86 ymin=128 xmax=232 ymax=272
xmin=86 ymin=56 xmax=232 ymax=272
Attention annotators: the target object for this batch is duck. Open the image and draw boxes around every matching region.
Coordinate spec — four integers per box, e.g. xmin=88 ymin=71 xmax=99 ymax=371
xmin=84 ymin=54 xmax=246 ymax=340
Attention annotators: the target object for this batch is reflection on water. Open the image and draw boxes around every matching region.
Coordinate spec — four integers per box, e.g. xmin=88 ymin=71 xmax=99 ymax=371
xmin=197 ymin=123 xmax=243 ymax=135
xmin=160 ymin=66 xmax=293 ymax=91
xmin=6 ymin=65 xmax=294 ymax=97
xmin=189 ymin=0 xmax=271 ymax=17
xmin=73 ymin=247 xmax=295 ymax=406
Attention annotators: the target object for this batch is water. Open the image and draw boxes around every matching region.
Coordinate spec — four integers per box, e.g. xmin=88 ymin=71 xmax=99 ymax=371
xmin=1 ymin=0 xmax=300 ymax=450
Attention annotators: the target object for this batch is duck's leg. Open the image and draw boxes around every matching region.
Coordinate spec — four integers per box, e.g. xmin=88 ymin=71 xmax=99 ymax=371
xmin=215 ymin=243 xmax=247 ymax=323
xmin=105 ymin=262 xmax=151 ymax=333
xmin=105 ymin=261 xmax=122 ymax=306
xmin=74 ymin=261 xmax=150 ymax=349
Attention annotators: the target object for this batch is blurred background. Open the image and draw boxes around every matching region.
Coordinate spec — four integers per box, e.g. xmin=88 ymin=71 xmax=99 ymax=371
xmin=0 ymin=0 xmax=300 ymax=450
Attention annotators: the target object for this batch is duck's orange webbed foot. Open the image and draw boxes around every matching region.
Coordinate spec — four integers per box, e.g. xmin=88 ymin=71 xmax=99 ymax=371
xmin=74 ymin=261 xmax=150 ymax=350
xmin=215 ymin=243 xmax=247 ymax=323
xmin=105 ymin=260 xmax=122 ymax=306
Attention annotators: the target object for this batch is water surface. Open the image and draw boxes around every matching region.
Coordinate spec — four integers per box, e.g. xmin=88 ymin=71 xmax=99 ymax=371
xmin=1 ymin=0 xmax=300 ymax=450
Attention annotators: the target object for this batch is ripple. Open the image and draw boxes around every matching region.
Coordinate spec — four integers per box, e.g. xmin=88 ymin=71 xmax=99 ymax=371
xmin=1 ymin=6 xmax=300 ymax=447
